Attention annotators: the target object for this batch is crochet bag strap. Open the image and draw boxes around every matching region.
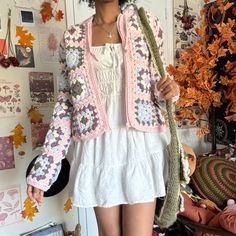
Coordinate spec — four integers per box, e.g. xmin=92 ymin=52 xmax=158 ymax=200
xmin=138 ymin=7 xmax=190 ymax=228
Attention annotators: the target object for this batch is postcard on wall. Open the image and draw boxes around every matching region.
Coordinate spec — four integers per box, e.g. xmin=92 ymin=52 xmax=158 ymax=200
xmin=15 ymin=45 xmax=35 ymax=68
xmin=31 ymin=123 xmax=49 ymax=150
xmin=0 ymin=79 xmax=22 ymax=118
xmin=0 ymin=39 xmax=7 ymax=55
xmin=0 ymin=185 xmax=22 ymax=227
xmin=0 ymin=136 xmax=15 ymax=170
xmin=29 ymin=72 xmax=55 ymax=105
xmin=19 ymin=9 xmax=35 ymax=26
xmin=38 ymin=27 xmax=63 ymax=63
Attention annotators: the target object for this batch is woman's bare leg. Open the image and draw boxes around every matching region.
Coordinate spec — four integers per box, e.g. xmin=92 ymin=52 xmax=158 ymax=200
xmin=122 ymin=200 xmax=156 ymax=236
xmin=94 ymin=205 xmax=121 ymax=236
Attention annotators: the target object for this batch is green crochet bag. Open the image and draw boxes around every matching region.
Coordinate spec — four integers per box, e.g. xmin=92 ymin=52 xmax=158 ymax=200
xmin=138 ymin=7 xmax=190 ymax=228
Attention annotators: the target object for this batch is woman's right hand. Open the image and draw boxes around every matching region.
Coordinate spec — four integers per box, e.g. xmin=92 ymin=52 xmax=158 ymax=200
xmin=27 ymin=185 xmax=44 ymax=205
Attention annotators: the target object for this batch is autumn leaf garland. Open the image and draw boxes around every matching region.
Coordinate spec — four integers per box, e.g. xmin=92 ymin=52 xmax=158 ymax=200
xmin=10 ymin=124 xmax=27 ymax=148
xmin=22 ymin=197 xmax=73 ymax=221
xmin=21 ymin=197 xmax=38 ymax=221
xmin=40 ymin=0 xmax=64 ymax=23
xmin=16 ymin=26 xmax=35 ymax=47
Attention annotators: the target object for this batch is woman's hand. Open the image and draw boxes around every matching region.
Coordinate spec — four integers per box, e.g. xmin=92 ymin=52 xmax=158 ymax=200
xmin=27 ymin=185 xmax=44 ymax=205
xmin=156 ymin=76 xmax=180 ymax=100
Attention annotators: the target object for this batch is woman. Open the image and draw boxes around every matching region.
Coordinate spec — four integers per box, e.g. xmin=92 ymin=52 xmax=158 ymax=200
xmin=27 ymin=0 xmax=180 ymax=235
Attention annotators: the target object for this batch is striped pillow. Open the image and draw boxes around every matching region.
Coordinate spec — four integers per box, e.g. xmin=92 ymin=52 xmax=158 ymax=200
xmin=191 ymin=156 xmax=236 ymax=209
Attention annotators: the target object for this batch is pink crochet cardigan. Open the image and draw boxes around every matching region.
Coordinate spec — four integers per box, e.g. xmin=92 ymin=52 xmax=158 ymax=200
xmin=27 ymin=5 xmax=169 ymax=191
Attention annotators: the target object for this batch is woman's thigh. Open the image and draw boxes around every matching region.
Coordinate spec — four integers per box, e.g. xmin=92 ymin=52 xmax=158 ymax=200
xmin=122 ymin=200 xmax=156 ymax=236
xmin=94 ymin=205 xmax=121 ymax=236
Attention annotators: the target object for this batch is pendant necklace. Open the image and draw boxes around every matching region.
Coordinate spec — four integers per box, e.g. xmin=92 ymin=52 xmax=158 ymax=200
xmin=94 ymin=19 xmax=117 ymax=39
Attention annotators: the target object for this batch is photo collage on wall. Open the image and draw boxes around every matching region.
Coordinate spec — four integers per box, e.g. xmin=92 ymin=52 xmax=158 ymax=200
xmin=0 ymin=0 xmax=64 ymax=162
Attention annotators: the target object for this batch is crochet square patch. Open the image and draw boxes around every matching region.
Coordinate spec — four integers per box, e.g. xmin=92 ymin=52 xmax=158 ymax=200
xmin=30 ymin=154 xmax=61 ymax=185
xmin=133 ymin=36 xmax=150 ymax=62
xmin=72 ymin=104 xmax=99 ymax=137
xmin=66 ymin=47 xmax=84 ymax=70
xmin=70 ymin=73 xmax=90 ymax=103
xmin=134 ymin=98 xmax=165 ymax=126
xmin=136 ymin=66 xmax=152 ymax=94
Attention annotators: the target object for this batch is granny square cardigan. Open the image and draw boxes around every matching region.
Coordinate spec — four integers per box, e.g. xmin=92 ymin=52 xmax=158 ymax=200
xmin=27 ymin=4 xmax=167 ymax=191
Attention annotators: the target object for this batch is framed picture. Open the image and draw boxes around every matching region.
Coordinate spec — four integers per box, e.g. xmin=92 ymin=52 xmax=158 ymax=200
xmin=19 ymin=9 xmax=34 ymax=26
xmin=15 ymin=45 xmax=35 ymax=68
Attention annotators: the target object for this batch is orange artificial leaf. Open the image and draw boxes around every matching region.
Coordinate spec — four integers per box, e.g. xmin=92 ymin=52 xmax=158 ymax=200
xmin=40 ymin=2 xmax=53 ymax=23
xmin=225 ymin=84 xmax=236 ymax=101
xmin=196 ymin=124 xmax=210 ymax=137
xmin=229 ymin=103 xmax=236 ymax=113
xmin=55 ymin=10 xmax=64 ymax=21
xmin=64 ymin=198 xmax=72 ymax=213
xmin=16 ymin=26 xmax=35 ymax=47
xmin=16 ymin=26 xmax=27 ymax=38
xmin=10 ymin=124 xmax=26 ymax=148
xmin=229 ymin=41 xmax=236 ymax=54
xmin=27 ymin=106 xmax=44 ymax=124
xmin=21 ymin=197 xmax=39 ymax=221
xmin=225 ymin=113 xmax=236 ymax=122
xmin=224 ymin=2 xmax=234 ymax=11
xmin=175 ymin=109 xmax=198 ymax=125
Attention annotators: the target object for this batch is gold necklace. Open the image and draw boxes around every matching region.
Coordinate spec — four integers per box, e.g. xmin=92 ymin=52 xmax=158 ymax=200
xmin=94 ymin=19 xmax=117 ymax=39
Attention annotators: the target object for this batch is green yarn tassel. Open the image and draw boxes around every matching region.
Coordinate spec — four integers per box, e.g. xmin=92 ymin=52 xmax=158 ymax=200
xmin=138 ymin=7 xmax=189 ymax=228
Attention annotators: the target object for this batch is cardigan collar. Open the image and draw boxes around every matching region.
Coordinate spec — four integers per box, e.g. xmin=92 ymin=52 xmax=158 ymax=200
xmin=86 ymin=4 xmax=137 ymax=54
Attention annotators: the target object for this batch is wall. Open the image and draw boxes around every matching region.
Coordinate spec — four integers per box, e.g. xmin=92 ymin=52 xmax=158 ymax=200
xmin=0 ymin=0 xmax=77 ymax=235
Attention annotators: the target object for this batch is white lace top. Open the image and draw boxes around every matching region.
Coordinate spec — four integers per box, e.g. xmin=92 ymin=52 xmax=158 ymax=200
xmin=68 ymin=43 xmax=169 ymax=208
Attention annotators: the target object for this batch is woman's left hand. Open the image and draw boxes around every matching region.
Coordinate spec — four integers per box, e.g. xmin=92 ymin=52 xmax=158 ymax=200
xmin=156 ymin=76 xmax=180 ymax=100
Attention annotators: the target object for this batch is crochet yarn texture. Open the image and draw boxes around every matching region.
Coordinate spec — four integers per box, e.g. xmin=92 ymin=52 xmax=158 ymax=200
xmin=138 ymin=7 xmax=190 ymax=228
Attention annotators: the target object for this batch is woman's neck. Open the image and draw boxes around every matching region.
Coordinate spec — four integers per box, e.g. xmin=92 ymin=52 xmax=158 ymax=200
xmin=94 ymin=2 xmax=121 ymax=24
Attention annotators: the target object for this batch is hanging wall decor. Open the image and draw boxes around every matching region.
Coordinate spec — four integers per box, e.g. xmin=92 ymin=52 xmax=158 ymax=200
xmin=15 ymin=45 xmax=35 ymax=68
xmin=38 ymin=27 xmax=62 ymax=63
xmin=0 ymin=79 xmax=22 ymax=117
xmin=174 ymin=0 xmax=199 ymax=67
xmin=0 ymin=185 xmax=22 ymax=227
xmin=0 ymin=136 xmax=15 ymax=170
xmin=10 ymin=124 xmax=27 ymax=149
xmin=64 ymin=198 xmax=72 ymax=213
xmin=40 ymin=0 xmax=64 ymax=23
xmin=21 ymin=197 xmax=38 ymax=221
xmin=16 ymin=26 xmax=35 ymax=47
xmin=29 ymin=72 xmax=55 ymax=105
xmin=27 ymin=106 xmax=49 ymax=150
xmin=0 ymin=9 xmax=19 ymax=68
